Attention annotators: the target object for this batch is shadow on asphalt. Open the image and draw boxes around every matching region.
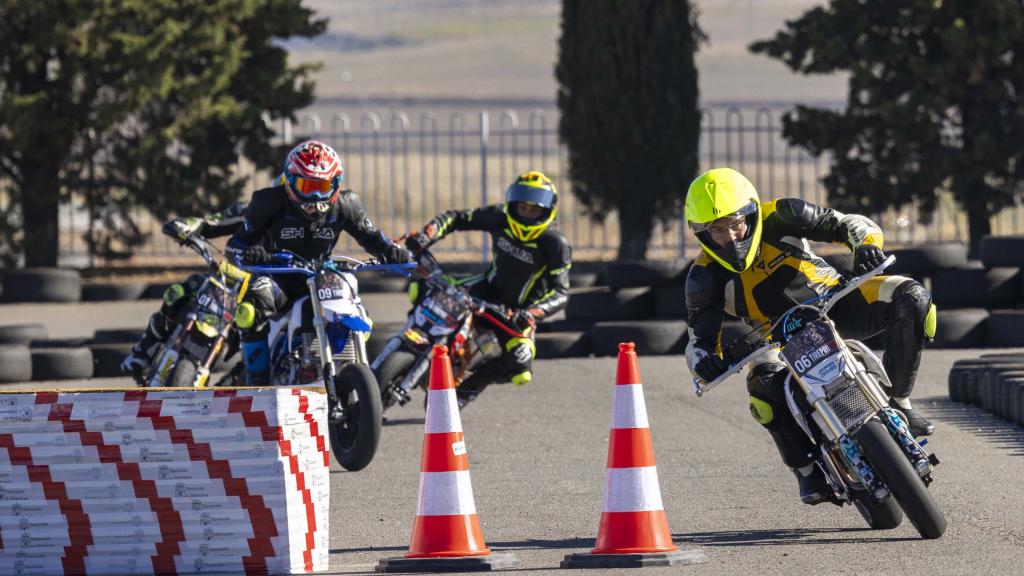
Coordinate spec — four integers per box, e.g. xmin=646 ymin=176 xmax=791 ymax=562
xmin=676 ymin=527 xmax=918 ymax=546
xmin=382 ymin=417 xmax=426 ymax=426
xmin=920 ymin=395 xmax=1024 ymax=456
xmin=331 ymin=537 xmax=593 ymax=555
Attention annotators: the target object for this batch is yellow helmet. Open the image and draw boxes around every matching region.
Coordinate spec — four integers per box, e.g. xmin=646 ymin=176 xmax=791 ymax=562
xmin=685 ymin=167 xmax=762 ymax=273
xmin=504 ymin=171 xmax=557 ymax=242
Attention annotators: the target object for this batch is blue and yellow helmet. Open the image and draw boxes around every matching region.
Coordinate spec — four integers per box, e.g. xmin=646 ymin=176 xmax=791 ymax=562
xmin=504 ymin=171 xmax=558 ymax=242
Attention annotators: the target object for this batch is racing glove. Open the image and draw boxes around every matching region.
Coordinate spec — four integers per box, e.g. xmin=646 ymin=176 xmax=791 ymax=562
xmin=240 ymin=244 xmax=270 ymax=265
xmin=404 ymin=231 xmax=431 ymax=254
xmin=510 ymin=308 xmax=537 ymax=331
xmin=853 ymin=244 xmax=886 ymax=276
xmin=693 ymin=350 xmax=729 ymax=382
xmin=382 ymin=243 xmax=414 ymax=264
xmin=162 ymin=217 xmax=202 ymax=242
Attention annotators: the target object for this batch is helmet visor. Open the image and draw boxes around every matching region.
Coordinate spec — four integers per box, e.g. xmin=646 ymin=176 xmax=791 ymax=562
xmin=507 ymin=184 xmax=555 ymax=209
xmin=287 ymin=173 xmax=339 ymax=201
xmin=688 ymin=201 xmax=758 ymax=234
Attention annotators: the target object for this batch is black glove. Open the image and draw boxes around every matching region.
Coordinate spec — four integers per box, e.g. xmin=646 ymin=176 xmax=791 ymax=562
xmin=510 ymin=308 xmax=536 ymax=331
xmin=693 ymin=352 xmax=729 ymax=382
xmin=240 ymin=244 xmax=270 ymax=265
xmin=404 ymin=231 xmax=431 ymax=253
xmin=382 ymin=243 xmax=413 ymax=264
xmin=853 ymin=244 xmax=886 ymax=276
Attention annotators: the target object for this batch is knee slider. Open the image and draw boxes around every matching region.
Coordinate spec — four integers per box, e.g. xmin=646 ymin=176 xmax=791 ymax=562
xmin=892 ymin=281 xmax=934 ymax=339
xmin=749 ymin=394 xmax=776 ymax=428
xmin=162 ymin=283 xmax=186 ymax=307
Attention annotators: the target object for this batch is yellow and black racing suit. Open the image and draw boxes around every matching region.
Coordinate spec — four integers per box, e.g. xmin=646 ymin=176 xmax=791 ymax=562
xmin=417 ymin=204 xmax=572 ymax=398
xmin=684 ymin=198 xmax=935 ymax=467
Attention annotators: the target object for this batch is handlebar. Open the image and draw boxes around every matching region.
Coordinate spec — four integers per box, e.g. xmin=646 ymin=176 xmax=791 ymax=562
xmin=692 ymin=254 xmax=896 ymax=397
xmin=237 ymin=250 xmax=416 ymax=277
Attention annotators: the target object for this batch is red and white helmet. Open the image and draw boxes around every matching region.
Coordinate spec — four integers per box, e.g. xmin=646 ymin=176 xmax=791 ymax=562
xmin=283 ymin=140 xmax=344 ymax=212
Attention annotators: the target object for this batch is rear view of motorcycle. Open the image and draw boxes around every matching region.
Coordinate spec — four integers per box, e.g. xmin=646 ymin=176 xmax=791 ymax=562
xmin=371 ymin=248 xmax=521 ymax=412
xmin=241 ymin=252 xmax=414 ymax=471
xmin=142 ymin=225 xmax=250 ymax=388
xmin=694 ymin=256 xmax=946 ymax=539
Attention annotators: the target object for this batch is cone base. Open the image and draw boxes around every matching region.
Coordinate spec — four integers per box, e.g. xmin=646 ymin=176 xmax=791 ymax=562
xmin=376 ymin=551 xmax=519 ymax=573
xmin=561 ymin=548 xmax=707 ymax=569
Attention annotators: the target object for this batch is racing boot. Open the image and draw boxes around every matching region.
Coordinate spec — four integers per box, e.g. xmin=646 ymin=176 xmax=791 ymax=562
xmin=890 ymin=397 xmax=935 ymax=437
xmin=793 ymin=464 xmax=832 ymax=505
xmin=454 ymin=362 xmax=504 ymax=409
xmin=121 ymin=313 xmax=169 ymax=385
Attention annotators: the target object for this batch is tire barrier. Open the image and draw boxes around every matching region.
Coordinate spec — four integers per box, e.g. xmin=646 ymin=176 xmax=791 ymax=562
xmin=930 ymin=265 xmax=1021 ymax=308
xmin=81 ymin=283 xmax=148 ymax=302
xmin=566 ymin=287 xmax=654 ymax=322
xmin=590 ymin=320 xmax=688 ymax=357
xmin=0 ymin=387 xmax=329 ymax=575
xmin=536 ymin=331 xmax=591 ymax=358
xmin=89 ymin=343 xmax=135 ymax=378
xmin=1 ymin=268 xmax=82 ymax=303
xmin=0 ymin=323 xmax=49 ymax=345
xmin=604 ymin=259 xmax=690 ymax=290
xmin=949 ymin=354 xmax=1024 ymax=426
xmin=652 ymin=284 xmax=687 ymax=319
xmin=931 ymin=308 xmax=989 ymax=348
xmin=92 ymin=328 xmax=145 ymax=345
xmin=979 ymin=235 xmax=1024 ymax=268
xmin=886 ymin=243 xmax=968 ymax=276
xmin=0 ymin=345 xmax=33 ymax=383
xmin=29 ymin=347 xmax=94 ymax=381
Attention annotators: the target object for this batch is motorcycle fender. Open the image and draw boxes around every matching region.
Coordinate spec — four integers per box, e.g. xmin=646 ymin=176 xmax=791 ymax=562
xmin=783 ymin=374 xmax=817 ymax=444
xmin=340 ymin=314 xmax=372 ymax=332
xmin=151 ymin=348 xmax=180 ymax=387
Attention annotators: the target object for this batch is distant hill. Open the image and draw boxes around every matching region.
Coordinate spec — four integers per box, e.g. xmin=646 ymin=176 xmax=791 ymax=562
xmin=291 ymin=0 xmax=845 ymax=108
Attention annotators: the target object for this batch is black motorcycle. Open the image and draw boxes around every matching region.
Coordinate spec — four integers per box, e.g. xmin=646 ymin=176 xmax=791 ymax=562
xmin=371 ymin=249 xmax=530 ymax=411
xmin=694 ymin=255 xmax=946 ymax=539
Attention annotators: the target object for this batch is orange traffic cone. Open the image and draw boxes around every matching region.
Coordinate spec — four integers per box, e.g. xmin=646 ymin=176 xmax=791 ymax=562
xmin=562 ymin=342 xmax=706 ymax=568
xmin=377 ymin=345 xmax=517 ymax=573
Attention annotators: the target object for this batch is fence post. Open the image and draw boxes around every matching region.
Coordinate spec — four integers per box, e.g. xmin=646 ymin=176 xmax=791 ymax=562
xmin=480 ymin=110 xmax=490 ymax=262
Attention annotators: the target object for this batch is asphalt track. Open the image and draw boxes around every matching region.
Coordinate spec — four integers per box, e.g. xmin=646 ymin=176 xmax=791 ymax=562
xmin=3 ymin=295 xmax=1024 ymax=575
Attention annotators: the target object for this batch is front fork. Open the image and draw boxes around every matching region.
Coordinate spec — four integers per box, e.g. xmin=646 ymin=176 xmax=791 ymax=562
xmin=307 ymin=277 xmax=336 ymax=398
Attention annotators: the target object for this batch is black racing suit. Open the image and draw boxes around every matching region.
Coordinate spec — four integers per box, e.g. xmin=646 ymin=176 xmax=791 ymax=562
xmin=419 ymin=204 xmax=572 ymax=396
xmin=125 ymin=201 xmax=249 ymax=377
xmin=225 ymin=185 xmax=407 ymax=384
xmin=685 ymin=198 xmax=935 ymax=468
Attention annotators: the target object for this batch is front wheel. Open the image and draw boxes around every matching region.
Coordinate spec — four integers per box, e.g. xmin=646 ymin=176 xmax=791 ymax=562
xmin=853 ymin=492 xmax=904 ymax=530
xmin=168 ymin=357 xmax=199 ymax=388
xmin=854 ymin=419 xmax=946 ymax=539
xmin=375 ymin=349 xmax=418 ymax=411
xmin=330 ymin=363 xmax=383 ymax=471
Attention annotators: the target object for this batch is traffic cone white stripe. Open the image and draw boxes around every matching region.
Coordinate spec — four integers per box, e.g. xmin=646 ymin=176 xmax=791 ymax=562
xmin=603 ymin=467 xmax=665 ymax=513
xmin=612 ymin=384 xmax=649 ymax=429
xmin=425 ymin=389 xmax=462 ymax=434
xmin=416 ymin=470 xmax=478 ymax=516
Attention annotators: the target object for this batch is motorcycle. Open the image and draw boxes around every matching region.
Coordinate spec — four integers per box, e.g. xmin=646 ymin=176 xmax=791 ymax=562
xmin=371 ymin=248 xmax=529 ymax=411
xmin=142 ymin=224 xmax=250 ymax=388
xmin=694 ymin=255 xmax=947 ymax=539
xmin=240 ymin=251 xmax=414 ymax=471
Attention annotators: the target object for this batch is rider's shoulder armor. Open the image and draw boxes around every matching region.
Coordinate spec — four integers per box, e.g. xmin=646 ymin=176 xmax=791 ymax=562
xmin=685 ymin=255 xmax=728 ymax=311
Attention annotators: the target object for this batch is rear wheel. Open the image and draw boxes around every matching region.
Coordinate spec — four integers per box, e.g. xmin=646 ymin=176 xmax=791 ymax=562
xmin=330 ymin=363 xmax=383 ymax=471
xmin=375 ymin=349 xmax=417 ymax=411
xmin=854 ymin=419 xmax=946 ymax=539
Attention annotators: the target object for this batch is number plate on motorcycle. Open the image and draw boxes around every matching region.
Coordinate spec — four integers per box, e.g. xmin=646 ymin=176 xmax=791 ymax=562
xmin=782 ymin=320 xmax=840 ymax=378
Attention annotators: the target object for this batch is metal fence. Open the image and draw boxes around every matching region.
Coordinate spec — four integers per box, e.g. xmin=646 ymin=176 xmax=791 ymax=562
xmin=54 ymin=103 xmax=1015 ymax=266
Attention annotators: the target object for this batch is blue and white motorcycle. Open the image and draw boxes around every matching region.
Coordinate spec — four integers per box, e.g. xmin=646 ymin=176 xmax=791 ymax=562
xmin=242 ymin=251 xmax=414 ymax=471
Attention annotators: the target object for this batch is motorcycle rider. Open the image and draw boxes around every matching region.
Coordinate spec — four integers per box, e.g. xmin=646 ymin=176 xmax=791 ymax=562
xmin=121 ymin=201 xmax=249 ymax=381
xmin=404 ymin=170 xmax=571 ymax=406
xmin=683 ymin=167 xmax=937 ymax=505
xmin=227 ymin=140 xmax=412 ymax=386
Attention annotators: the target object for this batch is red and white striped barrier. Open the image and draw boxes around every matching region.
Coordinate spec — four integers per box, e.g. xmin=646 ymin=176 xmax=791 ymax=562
xmin=0 ymin=387 xmax=329 ymax=575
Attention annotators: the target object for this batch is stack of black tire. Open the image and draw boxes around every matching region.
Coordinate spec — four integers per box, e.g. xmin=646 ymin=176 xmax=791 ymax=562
xmin=948 ymin=353 xmax=1024 ymax=426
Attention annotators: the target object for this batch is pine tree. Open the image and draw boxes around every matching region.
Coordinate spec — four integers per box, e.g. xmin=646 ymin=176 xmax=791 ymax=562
xmin=556 ymin=0 xmax=704 ymax=260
